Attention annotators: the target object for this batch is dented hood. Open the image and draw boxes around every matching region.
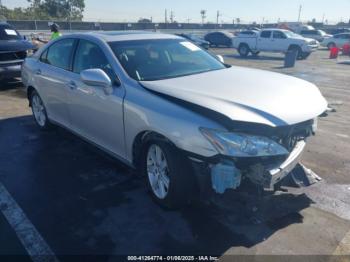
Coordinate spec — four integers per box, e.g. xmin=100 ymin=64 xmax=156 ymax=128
xmin=140 ymin=66 xmax=328 ymax=127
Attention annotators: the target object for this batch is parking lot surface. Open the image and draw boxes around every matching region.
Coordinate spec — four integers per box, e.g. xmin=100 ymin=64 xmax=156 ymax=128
xmin=0 ymin=49 xmax=350 ymax=261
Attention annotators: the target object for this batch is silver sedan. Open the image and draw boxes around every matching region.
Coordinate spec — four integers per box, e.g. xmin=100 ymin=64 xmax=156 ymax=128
xmin=22 ymin=31 xmax=327 ymax=208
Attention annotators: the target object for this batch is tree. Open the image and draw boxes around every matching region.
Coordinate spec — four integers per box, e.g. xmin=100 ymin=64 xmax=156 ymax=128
xmin=138 ymin=18 xmax=152 ymax=23
xmin=27 ymin=0 xmax=85 ymax=20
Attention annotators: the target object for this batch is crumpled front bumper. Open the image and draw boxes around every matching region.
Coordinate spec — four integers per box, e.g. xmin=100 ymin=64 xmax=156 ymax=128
xmin=188 ymin=140 xmax=307 ymax=195
xmin=262 ymin=140 xmax=306 ymax=189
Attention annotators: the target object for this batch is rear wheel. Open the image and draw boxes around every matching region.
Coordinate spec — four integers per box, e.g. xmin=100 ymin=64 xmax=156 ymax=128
xmin=142 ymin=139 xmax=193 ymax=209
xmin=327 ymin=42 xmax=336 ymax=50
xmin=238 ymin=44 xmax=250 ymax=57
xmin=30 ymin=90 xmax=50 ymax=130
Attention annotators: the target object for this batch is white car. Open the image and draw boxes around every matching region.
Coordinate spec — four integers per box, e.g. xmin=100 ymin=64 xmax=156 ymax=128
xmin=233 ymin=29 xmax=319 ymax=60
xmin=321 ymin=33 xmax=350 ymax=49
xmin=300 ymin=30 xmax=332 ymax=43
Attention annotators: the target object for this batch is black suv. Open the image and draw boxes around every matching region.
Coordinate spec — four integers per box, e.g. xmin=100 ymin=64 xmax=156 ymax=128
xmin=0 ymin=22 xmax=34 ymax=81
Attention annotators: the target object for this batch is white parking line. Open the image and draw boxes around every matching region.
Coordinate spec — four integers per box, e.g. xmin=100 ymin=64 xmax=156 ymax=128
xmin=0 ymin=182 xmax=59 ymax=262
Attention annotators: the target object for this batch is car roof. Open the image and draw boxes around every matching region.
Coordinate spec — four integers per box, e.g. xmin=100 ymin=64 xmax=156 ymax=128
xmin=334 ymin=33 xmax=350 ymax=36
xmin=79 ymin=31 xmax=181 ymax=42
xmin=262 ymin=28 xmax=290 ymax=32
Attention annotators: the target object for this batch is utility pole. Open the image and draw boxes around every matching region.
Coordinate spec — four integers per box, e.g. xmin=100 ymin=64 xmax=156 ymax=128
xmin=216 ymin=10 xmax=221 ymax=25
xmin=298 ymin=5 xmax=302 ymax=22
xmin=165 ymin=9 xmax=168 ymax=24
xmin=200 ymin=10 xmax=207 ymax=24
xmin=170 ymin=10 xmax=174 ymax=23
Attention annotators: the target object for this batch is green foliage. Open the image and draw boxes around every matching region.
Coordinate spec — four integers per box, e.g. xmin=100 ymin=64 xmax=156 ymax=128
xmin=0 ymin=0 xmax=85 ymax=21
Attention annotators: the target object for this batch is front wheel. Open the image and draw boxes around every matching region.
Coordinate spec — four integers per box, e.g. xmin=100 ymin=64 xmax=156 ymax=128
xmin=299 ymin=52 xmax=311 ymax=60
xmin=142 ymin=140 xmax=193 ymax=209
xmin=30 ymin=90 xmax=51 ymax=130
xmin=238 ymin=44 xmax=250 ymax=57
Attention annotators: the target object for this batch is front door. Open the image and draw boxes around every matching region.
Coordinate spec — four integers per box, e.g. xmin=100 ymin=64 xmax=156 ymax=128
xmin=272 ymin=31 xmax=289 ymax=52
xmin=67 ymin=39 xmax=126 ymax=159
xmin=258 ymin=31 xmax=273 ymax=51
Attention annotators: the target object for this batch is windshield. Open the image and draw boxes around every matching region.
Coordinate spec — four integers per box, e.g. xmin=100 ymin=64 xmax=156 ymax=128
xmin=0 ymin=24 xmax=21 ymax=40
xmin=109 ymin=39 xmax=225 ymax=81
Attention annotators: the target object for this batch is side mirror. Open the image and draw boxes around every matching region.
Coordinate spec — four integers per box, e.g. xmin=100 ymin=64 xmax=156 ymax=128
xmin=216 ymin=55 xmax=225 ymax=63
xmin=81 ymin=69 xmax=113 ymax=95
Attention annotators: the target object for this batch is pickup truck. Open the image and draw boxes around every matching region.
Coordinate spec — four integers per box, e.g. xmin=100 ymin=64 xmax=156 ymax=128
xmin=232 ymin=29 xmax=319 ymax=60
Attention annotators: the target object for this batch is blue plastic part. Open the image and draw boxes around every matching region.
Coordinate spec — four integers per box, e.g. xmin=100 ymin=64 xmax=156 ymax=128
xmin=211 ymin=160 xmax=241 ymax=194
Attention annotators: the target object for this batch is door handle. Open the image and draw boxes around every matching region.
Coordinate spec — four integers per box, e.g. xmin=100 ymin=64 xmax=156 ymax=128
xmin=35 ymin=69 xmax=42 ymax=75
xmin=67 ymin=81 xmax=77 ymax=90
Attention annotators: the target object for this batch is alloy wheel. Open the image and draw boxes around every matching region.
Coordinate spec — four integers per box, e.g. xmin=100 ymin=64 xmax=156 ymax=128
xmin=146 ymin=144 xmax=170 ymax=199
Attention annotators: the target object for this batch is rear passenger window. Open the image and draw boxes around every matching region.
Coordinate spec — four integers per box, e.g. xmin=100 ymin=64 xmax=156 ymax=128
xmin=44 ymin=39 xmax=75 ymax=70
xmin=261 ymin=31 xmax=272 ymax=38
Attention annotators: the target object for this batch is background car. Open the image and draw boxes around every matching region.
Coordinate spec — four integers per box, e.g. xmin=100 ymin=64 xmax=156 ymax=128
xmin=299 ymin=29 xmax=332 ymax=42
xmin=175 ymin=33 xmax=210 ymax=49
xmin=321 ymin=33 xmax=350 ymax=49
xmin=204 ymin=31 xmax=234 ymax=47
xmin=0 ymin=22 xmax=34 ymax=81
xmin=325 ymin=28 xmax=350 ymax=35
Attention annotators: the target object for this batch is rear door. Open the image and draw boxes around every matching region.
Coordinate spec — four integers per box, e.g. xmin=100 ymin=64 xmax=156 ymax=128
xmin=34 ymin=38 xmax=76 ymax=127
xmin=67 ymin=39 xmax=126 ymax=159
xmin=258 ymin=31 xmax=272 ymax=51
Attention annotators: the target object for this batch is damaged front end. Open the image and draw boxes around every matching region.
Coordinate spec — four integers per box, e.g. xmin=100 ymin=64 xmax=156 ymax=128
xmin=189 ymin=119 xmax=320 ymax=195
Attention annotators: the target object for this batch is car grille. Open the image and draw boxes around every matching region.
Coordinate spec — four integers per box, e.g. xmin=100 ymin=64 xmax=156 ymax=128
xmin=0 ymin=51 xmax=27 ymax=62
xmin=270 ymin=120 xmax=314 ymax=151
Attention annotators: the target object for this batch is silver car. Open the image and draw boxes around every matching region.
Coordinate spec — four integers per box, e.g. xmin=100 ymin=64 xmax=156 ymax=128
xmin=22 ymin=31 xmax=328 ymax=208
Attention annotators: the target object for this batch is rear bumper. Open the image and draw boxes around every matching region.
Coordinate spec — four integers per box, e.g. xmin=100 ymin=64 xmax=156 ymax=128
xmin=0 ymin=62 xmax=22 ymax=80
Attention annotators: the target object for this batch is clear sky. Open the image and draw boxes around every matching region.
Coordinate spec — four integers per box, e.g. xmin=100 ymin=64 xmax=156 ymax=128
xmin=2 ymin=0 xmax=350 ymax=24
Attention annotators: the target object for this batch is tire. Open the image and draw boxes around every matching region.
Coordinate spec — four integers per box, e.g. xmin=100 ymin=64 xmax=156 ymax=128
xmin=141 ymin=139 xmax=193 ymax=209
xmin=327 ymin=42 xmax=336 ymax=50
xmin=299 ymin=52 xmax=311 ymax=60
xmin=289 ymin=45 xmax=303 ymax=60
xmin=30 ymin=90 xmax=51 ymax=130
xmin=238 ymin=44 xmax=250 ymax=57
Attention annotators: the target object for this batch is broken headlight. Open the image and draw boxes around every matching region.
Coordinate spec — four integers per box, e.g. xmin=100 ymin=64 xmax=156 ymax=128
xmin=200 ymin=128 xmax=289 ymax=157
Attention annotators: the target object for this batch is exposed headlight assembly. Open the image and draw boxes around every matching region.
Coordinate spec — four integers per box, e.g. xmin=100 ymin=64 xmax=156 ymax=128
xmin=200 ymin=128 xmax=289 ymax=157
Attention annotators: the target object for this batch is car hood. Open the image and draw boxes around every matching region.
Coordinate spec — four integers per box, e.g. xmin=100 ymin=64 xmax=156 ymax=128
xmin=140 ymin=67 xmax=328 ymax=127
xmin=0 ymin=39 xmax=34 ymax=52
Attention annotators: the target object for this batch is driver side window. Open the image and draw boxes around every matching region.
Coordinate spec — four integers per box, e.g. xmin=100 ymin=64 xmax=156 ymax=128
xmin=73 ymin=39 xmax=115 ymax=80
xmin=273 ymin=31 xmax=286 ymax=39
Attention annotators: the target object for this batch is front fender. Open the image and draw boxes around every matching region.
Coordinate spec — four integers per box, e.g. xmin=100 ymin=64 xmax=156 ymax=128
xmin=123 ymin=84 xmax=224 ymax=163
